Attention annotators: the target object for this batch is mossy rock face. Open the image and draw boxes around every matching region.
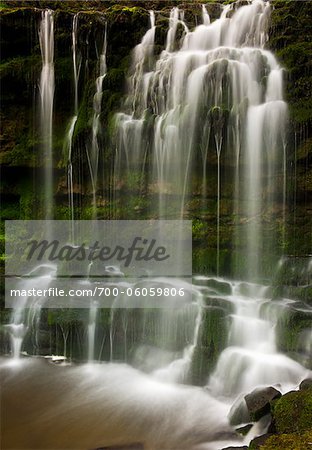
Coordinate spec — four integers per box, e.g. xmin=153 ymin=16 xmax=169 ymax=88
xmin=190 ymin=345 xmax=212 ymax=386
xmin=300 ymin=378 xmax=312 ymax=391
xmin=272 ymin=256 xmax=312 ymax=308
xmin=259 ymin=430 xmax=312 ymax=450
xmin=203 ymin=296 xmax=234 ymax=313
xmin=273 ymin=256 xmax=312 ymax=288
xmin=271 ymin=388 xmax=312 ymax=434
xmin=202 ymin=278 xmax=232 ymax=296
xmin=275 ymin=307 xmax=312 ymax=359
xmin=268 ymin=0 xmax=312 ymax=262
xmin=190 ymin=304 xmax=229 ymax=385
xmin=269 ymin=1 xmax=312 ymax=128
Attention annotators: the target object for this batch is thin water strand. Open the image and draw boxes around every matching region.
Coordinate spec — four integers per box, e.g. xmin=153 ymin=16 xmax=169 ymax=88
xmin=39 ymin=10 xmax=55 ymax=220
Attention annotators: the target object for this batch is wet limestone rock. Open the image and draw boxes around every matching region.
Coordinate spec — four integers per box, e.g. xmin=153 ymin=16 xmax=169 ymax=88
xmin=300 ymin=378 xmax=312 ymax=391
xmin=244 ymin=387 xmax=281 ymax=422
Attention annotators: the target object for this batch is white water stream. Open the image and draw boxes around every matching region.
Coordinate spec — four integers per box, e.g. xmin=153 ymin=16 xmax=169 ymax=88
xmin=39 ymin=10 xmax=55 ymax=220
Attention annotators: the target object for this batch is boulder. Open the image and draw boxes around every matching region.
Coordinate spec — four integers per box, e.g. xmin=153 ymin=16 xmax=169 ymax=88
xmin=196 ymin=278 xmax=232 ymax=295
xmin=203 ymin=296 xmax=234 ymax=312
xmin=244 ymin=387 xmax=281 ymax=421
xmin=299 ymin=378 xmax=312 ymax=390
xmin=271 ymin=388 xmax=312 ymax=434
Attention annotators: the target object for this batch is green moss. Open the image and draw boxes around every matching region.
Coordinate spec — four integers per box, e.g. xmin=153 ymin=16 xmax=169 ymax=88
xmin=106 ymin=4 xmax=148 ymax=19
xmin=276 ymin=309 xmax=311 ymax=355
xmin=73 ymin=95 xmax=92 ymax=139
xmin=269 ymin=1 xmax=312 ymax=127
xmin=0 ymin=55 xmax=41 ymax=77
xmin=0 ymin=141 xmax=37 ymax=166
xmin=104 ymin=67 xmax=126 ymax=92
xmin=260 ymin=430 xmax=312 ymax=450
xmin=48 ymin=309 xmax=88 ymax=326
xmin=190 ymin=345 xmax=211 ymax=385
xmin=192 ymin=219 xmax=206 ymax=242
xmin=53 ymin=205 xmax=72 ymax=220
xmin=1 ymin=203 xmax=20 ymax=220
xmin=201 ymin=307 xmax=228 ymax=349
xmin=0 ymin=307 xmax=11 ymax=323
xmin=271 ymin=388 xmax=312 ymax=434
xmin=193 ymin=248 xmax=215 ymax=273
xmin=111 ymin=6 xmax=142 ymax=14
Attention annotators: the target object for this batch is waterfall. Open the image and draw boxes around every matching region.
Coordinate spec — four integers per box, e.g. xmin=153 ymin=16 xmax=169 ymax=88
xmin=108 ymin=279 xmax=202 ymax=382
xmin=166 ymin=7 xmax=180 ymax=52
xmin=39 ymin=10 xmax=55 ymax=220
xmin=113 ymin=0 xmax=309 ymax=398
xmin=65 ymin=117 xmax=77 ymax=225
xmin=6 ymin=9 xmax=56 ymax=358
xmin=87 ymin=304 xmax=97 ymax=363
xmin=6 ymin=265 xmax=56 ymax=359
xmin=64 ymin=13 xmax=80 ymax=235
xmin=87 ymin=261 xmax=98 ymax=363
xmin=205 ymin=278 xmax=307 ymax=398
xmin=115 ymin=11 xmax=155 ymax=181
xmin=115 ymin=0 xmax=285 ymax=277
xmin=3 ymin=3 xmax=311 ymax=448
xmin=202 ymin=4 xmax=210 ymax=26
xmin=85 ymin=21 xmax=108 ymax=356
xmin=152 ymin=298 xmax=202 ymax=383
xmin=72 ymin=14 xmax=80 ymax=114
xmin=87 ymin=22 xmax=107 ymax=215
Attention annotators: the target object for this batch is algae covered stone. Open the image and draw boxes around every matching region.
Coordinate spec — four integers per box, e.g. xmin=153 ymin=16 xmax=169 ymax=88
xmin=271 ymin=387 xmax=312 ymax=434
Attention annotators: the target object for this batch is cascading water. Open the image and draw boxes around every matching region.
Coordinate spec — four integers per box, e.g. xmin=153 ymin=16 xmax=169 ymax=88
xmin=86 ymin=22 xmax=107 ymax=360
xmin=113 ymin=0 xmax=310 ymax=438
xmin=2 ymin=2 xmax=311 ymax=449
xmin=202 ymin=4 xmax=210 ymax=26
xmin=39 ymin=10 xmax=55 ymax=220
xmin=205 ymin=278 xmax=308 ymax=398
xmin=108 ymin=279 xmax=202 ymax=383
xmin=64 ymin=13 xmax=80 ymax=226
xmin=115 ymin=11 xmax=156 ymax=179
xmin=72 ymin=14 xmax=80 ymax=115
xmin=88 ymin=22 xmax=107 ymax=214
xmin=5 ymin=265 xmax=56 ymax=359
xmin=115 ymin=0 xmax=286 ymax=282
